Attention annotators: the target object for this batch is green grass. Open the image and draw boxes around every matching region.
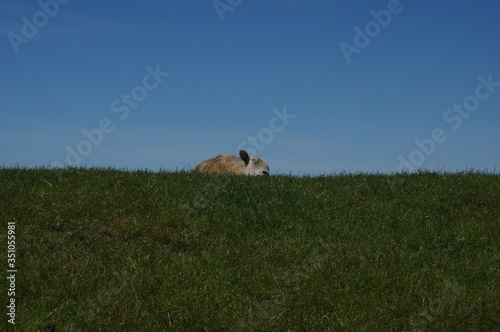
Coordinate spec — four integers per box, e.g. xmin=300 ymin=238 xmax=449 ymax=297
xmin=1 ymin=168 xmax=499 ymax=331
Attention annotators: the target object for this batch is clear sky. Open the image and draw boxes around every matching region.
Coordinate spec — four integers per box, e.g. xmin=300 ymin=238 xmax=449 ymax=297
xmin=1 ymin=0 xmax=499 ymax=175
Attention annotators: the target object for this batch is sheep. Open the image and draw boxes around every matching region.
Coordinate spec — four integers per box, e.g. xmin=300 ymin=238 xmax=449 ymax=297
xmin=193 ymin=150 xmax=270 ymax=176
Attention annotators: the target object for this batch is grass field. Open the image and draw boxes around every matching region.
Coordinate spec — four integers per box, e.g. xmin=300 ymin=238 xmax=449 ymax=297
xmin=1 ymin=168 xmax=499 ymax=331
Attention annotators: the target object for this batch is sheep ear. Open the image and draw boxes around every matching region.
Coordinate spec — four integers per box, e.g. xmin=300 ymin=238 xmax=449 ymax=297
xmin=239 ymin=150 xmax=250 ymax=166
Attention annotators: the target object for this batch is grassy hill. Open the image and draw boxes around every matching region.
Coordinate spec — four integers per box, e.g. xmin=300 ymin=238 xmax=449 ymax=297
xmin=1 ymin=168 xmax=499 ymax=331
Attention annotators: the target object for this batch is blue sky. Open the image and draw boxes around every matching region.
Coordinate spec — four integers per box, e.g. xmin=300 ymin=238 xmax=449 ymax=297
xmin=1 ymin=0 xmax=499 ymax=175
